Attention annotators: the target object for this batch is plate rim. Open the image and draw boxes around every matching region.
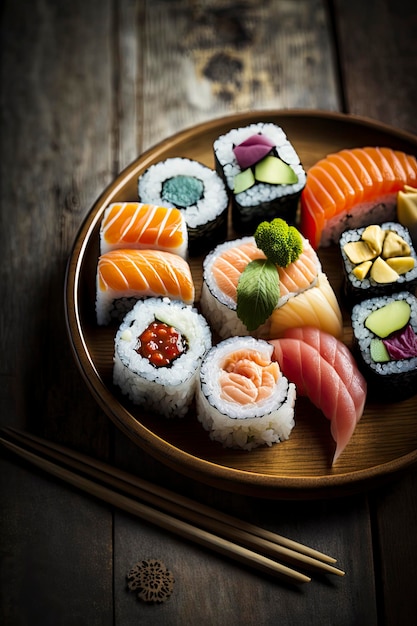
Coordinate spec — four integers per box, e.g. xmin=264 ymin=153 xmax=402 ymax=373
xmin=65 ymin=108 xmax=417 ymax=499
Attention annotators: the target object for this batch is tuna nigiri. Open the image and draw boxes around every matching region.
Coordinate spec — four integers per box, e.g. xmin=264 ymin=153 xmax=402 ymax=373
xmin=99 ymin=202 xmax=188 ymax=258
xmin=300 ymin=146 xmax=417 ymax=249
xmin=96 ymin=248 xmax=195 ymax=325
xmin=269 ymin=327 xmax=367 ymax=464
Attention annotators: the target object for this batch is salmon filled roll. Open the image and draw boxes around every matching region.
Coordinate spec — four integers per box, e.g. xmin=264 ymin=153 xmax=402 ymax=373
xmin=196 ymin=336 xmax=296 ymax=450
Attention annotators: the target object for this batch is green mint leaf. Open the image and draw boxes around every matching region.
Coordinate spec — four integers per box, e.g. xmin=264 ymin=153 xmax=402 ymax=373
xmin=236 ymin=259 xmax=280 ymax=331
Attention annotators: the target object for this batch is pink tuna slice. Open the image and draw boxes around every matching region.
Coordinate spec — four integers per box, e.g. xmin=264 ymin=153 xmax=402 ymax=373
xmin=283 ymin=327 xmax=367 ymax=420
xmin=233 ymin=134 xmax=275 ymax=170
xmin=269 ymin=329 xmax=367 ymax=465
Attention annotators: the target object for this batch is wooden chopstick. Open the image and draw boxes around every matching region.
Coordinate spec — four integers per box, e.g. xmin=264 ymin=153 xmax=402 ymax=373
xmin=3 ymin=427 xmax=339 ymax=568
xmin=0 ymin=428 xmax=345 ymax=581
xmin=0 ymin=433 xmax=310 ymax=584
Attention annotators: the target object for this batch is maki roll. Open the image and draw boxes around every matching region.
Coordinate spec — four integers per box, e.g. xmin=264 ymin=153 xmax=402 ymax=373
xmin=340 ymin=222 xmax=417 ymax=306
xmin=99 ymin=202 xmax=188 ymax=258
xmin=351 ymin=291 xmax=417 ymax=402
xmin=196 ymin=336 xmax=296 ymax=450
xmin=113 ymin=297 xmax=212 ymax=418
xmin=137 ymin=157 xmax=229 ymax=255
xmin=213 ymin=122 xmax=306 ymax=234
xmin=200 ymin=219 xmax=343 ymax=341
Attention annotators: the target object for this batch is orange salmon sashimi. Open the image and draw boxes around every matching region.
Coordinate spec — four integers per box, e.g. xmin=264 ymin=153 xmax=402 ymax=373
xmin=211 ymin=236 xmax=320 ymax=304
xmin=300 ymin=146 xmax=417 ymax=249
xmin=200 ymin=236 xmax=343 ymax=340
xmin=96 ymin=248 xmax=194 ymax=325
xmin=100 ymin=202 xmax=188 ymax=257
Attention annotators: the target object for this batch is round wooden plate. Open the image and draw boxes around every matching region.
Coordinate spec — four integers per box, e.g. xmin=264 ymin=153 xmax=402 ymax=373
xmin=65 ymin=110 xmax=417 ymax=499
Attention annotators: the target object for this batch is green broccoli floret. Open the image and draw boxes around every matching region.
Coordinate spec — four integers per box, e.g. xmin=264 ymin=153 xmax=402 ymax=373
xmin=254 ymin=218 xmax=303 ymax=267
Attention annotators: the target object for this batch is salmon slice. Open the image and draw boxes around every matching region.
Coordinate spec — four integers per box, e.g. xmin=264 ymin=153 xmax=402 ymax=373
xmin=211 ymin=237 xmax=320 ymax=303
xmin=96 ymin=249 xmax=194 ymax=324
xmin=312 ymin=163 xmax=353 ymax=214
xmin=100 ymin=202 xmax=188 ymax=257
xmin=300 ymin=146 xmax=417 ymax=248
xmin=325 ymin=153 xmax=364 ymax=205
xmin=269 ymin=332 xmax=366 ymax=464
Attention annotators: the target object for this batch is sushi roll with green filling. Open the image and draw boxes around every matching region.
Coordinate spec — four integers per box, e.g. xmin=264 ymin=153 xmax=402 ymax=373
xmin=213 ymin=122 xmax=306 ymax=234
xmin=351 ymin=291 xmax=417 ymax=402
xmin=138 ymin=157 xmax=229 ymax=255
xmin=113 ymin=297 xmax=212 ymax=418
xmin=340 ymin=222 xmax=417 ymax=306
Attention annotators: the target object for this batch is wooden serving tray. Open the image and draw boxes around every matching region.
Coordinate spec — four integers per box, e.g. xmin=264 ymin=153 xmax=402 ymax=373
xmin=65 ymin=110 xmax=417 ymax=499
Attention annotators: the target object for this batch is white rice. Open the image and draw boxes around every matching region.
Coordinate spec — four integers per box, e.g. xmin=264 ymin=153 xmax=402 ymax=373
xmin=196 ymin=336 xmax=296 ymax=450
xmin=213 ymin=122 xmax=306 ymax=206
xmin=321 ymin=196 xmax=397 ymax=247
xmin=113 ymin=297 xmax=212 ymax=418
xmin=137 ymin=157 xmax=228 ymax=229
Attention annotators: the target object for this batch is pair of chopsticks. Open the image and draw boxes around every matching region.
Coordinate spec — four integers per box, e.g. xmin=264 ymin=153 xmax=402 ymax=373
xmin=0 ymin=427 xmax=345 ymax=584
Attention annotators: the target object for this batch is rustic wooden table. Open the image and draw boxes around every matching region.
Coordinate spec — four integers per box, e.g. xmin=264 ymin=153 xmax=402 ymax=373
xmin=1 ymin=1 xmax=417 ymax=624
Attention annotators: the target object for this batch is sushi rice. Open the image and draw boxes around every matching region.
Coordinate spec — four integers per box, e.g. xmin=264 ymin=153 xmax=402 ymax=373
xmin=196 ymin=336 xmax=296 ymax=450
xmin=113 ymin=297 xmax=212 ymax=418
xmin=200 ymin=237 xmax=253 ymax=340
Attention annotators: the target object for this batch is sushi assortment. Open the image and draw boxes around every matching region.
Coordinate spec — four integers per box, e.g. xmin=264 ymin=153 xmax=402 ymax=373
xmin=213 ymin=122 xmax=306 ymax=234
xmin=89 ymin=121 xmax=417 ymax=464
xmin=351 ymin=291 xmax=417 ymax=402
xmin=138 ymin=157 xmax=229 ymax=255
xmin=340 ymin=222 xmax=417 ymax=305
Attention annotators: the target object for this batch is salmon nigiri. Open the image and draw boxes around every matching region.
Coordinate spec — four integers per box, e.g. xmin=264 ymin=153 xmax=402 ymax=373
xmin=269 ymin=327 xmax=367 ymax=464
xmin=200 ymin=233 xmax=343 ymax=340
xmin=99 ymin=202 xmax=188 ymax=257
xmin=96 ymin=248 xmax=195 ymax=325
xmin=300 ymin=146 xmax=417 ymax=249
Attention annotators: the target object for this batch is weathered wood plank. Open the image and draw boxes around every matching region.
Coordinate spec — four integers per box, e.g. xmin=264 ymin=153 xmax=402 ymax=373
xmin=333 ymin=2 xmax=417 ymax=624
xmin=332 ymin=0 xmax=417 ymax=134
xmin=0 ymin=1 xmax=116 ymax=624
xmin=137 ymin=0 xmax=340 ymax=150
xmin=110 ymin=4 xmax=376 ymax=625
xmin=0 ymin=457 xmax=114 ymax=626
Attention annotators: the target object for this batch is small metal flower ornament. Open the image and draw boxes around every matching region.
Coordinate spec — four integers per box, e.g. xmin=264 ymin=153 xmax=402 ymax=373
xmin=127 ymin=559 xmax=175 ymax=603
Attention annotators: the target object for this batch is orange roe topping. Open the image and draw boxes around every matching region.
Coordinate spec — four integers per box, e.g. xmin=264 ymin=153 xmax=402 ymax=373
xmin=137 ymin=321 xmax=187 ymax=367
